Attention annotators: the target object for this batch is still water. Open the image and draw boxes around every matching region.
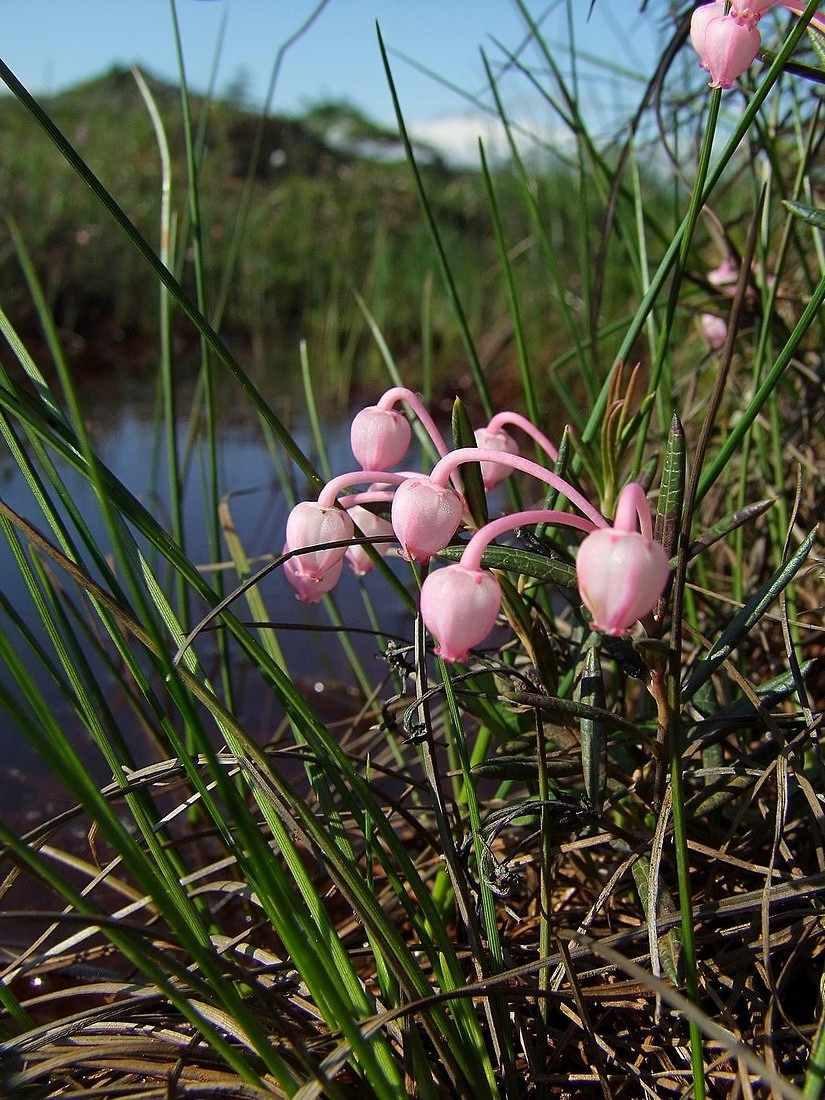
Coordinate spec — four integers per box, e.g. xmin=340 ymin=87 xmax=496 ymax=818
xmin=0 ymin=371 xmax=412 ymax=827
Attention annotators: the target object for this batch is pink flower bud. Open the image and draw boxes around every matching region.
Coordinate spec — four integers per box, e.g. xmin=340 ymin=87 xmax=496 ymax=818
xmin=345 ymin=505 xmax=395 ymax=575
xmin=283 ymin=550 xmax=344 ymax=603
xmin=700 ymin=312 xmax=728 ymax=349
xmin=474 ymin=426 xmax=520 ymax=490
xmin=350 ymin=406 xmax=412 ymax=470
xmin=576 ymin=528 xmax=670 ymax=635
xmin=285 ymin=501 xmax=354 ymax=579
xmin=390 ymin=477 xmax=463 ymax=563
xmin=707 ymin=257 xmax=740 ymax=293
xmin=420 ymin=564 xmax=502 ymax=662
xmin=691 ymin=5 xmax=761 ymax=88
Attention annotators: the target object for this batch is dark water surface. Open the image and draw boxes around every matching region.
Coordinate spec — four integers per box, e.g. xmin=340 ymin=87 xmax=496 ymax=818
xmin=0 ymin=370 xmax=411 ymax=829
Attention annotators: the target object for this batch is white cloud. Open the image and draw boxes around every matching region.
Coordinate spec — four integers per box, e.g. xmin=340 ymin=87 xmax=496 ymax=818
xmin=407 ymin=112 xmax=570 ymax=168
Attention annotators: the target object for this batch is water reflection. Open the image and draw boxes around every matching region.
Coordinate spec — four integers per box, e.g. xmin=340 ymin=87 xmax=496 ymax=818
xmin=0 ymin=373 xmax=412 ymax=825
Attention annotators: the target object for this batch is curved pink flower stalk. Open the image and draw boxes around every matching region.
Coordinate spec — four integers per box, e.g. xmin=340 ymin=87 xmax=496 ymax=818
xmin=317 ymin=469 xmax=413 ymax=508
xmin=429 ymin=449 xmax=608 ymax=529
xmin=350 ymin=387 xmax=450 ymax=470
xmin=576 ymin=484 xmax=670 ymax=635
xmin=485 ymin=411 xmax=559 ymax=463
xmin=612 ymin=482 xmax=655 ymax=538
xmin=475 ymin=411 xmax=559 ymax=490
xmin=419 ymin=507 xmax=598 ymax=661
xmin=774 ymin=0 xmax=825 ymax=29
xmin=390 ymin=448 xmax=605 ymax=563
xmin=473 ymin=426 xmax=521 ymax=490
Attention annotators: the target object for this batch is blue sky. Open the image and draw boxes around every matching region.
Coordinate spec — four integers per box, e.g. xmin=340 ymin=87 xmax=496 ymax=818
xmin=1 ymin=1 xmax=669 ymax=157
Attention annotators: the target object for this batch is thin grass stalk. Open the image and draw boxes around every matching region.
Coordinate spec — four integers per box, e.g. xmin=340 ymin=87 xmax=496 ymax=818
xmin=132 ymin=67 xmax=186 ymax=626
xmin=376 ymin=26 xmax=493 ymax=420
xmin=406 ymin=607 xmax=503 ymax=1092
xmin=478 ymin=141 xmax=540 ymax=427
xmin=667 ymin=187 xmax=766 ymax=1098
xmin=421 ymin=270 xmax=434 ymax=405
xmin=479 ymin=51 xmax=590 ymax=424
xmin=210 ymin=0 xmax=333 ymax=330
xmin=632 ymin=88 xmax=722 ymax=475
xmin=567 ymin=0 xmax=598 ymax=405
xmin=534 ymin=702 xmax=553 ymax=1084
xmin=167 ymin=0 xmax=237 ymax=730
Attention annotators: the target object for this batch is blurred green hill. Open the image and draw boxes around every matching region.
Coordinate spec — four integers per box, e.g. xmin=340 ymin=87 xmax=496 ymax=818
xmin=0 ymin=66 xmax=635 ymax=400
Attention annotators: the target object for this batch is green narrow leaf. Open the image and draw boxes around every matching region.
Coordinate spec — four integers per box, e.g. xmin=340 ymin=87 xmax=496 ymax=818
xmin=783 ymin=198 xmax=825 ymax=230
xmin=655 ymin=413 xmax=685 ymax=559
xmin=437 ymin=543 xmax=577 ymax=588
xmin=687 ymin=498 xmax=775 ymax=560
xmin=683 ymin=528 xmax=818 ymax=700
xmin=578 ymin=641 xmax=607 ymax=808
xmin=632 ymin=855 xmax=682 ymax=987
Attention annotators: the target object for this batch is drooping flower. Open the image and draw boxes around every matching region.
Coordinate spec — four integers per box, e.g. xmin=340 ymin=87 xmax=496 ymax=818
xmin=350 ymin=406 xmax=412 ymax=470
xmin=285 ymin=502 xmax=354 ymax=580
xmin=283 ymin=551 xmax=344 ymax=604
xmin=419 ymin=564 xmax=502 ymax=662
xmin=474 ymin=425 xmax=520 ymax=490
xmin=691 ymin=3 xmax=762 ymax=88
xmin=344 ymin=504 xmax=395 ymax=575
xmin=390 ymin=478 xmax=464 ymax=562
xmin=575 ymin=484 xmax=670 ymax=635
xmin=350 ymin=386 xmax=452 ymax=471
xmin=707 ymin=257 xmax=740 ymax=293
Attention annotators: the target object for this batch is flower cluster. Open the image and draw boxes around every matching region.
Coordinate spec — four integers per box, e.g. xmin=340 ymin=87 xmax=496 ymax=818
xmin=690 ymin=1 xmax=825 ymax=89
xmin=282 ymin=388 xmax=670 ymax=662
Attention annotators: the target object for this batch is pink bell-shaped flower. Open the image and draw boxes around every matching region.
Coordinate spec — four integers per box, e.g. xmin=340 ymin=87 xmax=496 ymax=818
xmin=690 ymin=4 xmax=761 ymax=88
xmin=390 ymin=478 xmax=463 ymax=563
xmin=420 ymin=564 xmax=502 ymax=662
xmin=285 ymin=501 xmax=354 ymax=579
xmin=350 ymin=406 xmax=412 ymax=470
xmin=345 ymin=505 xmax=395 ymax=575
xmin=576 ymin=527 xmax=670 ymax=635
xmin=474 ymin=426 xmax=520 ymax=490
xmin=283 ymin=550 xmax=344 ymax=603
